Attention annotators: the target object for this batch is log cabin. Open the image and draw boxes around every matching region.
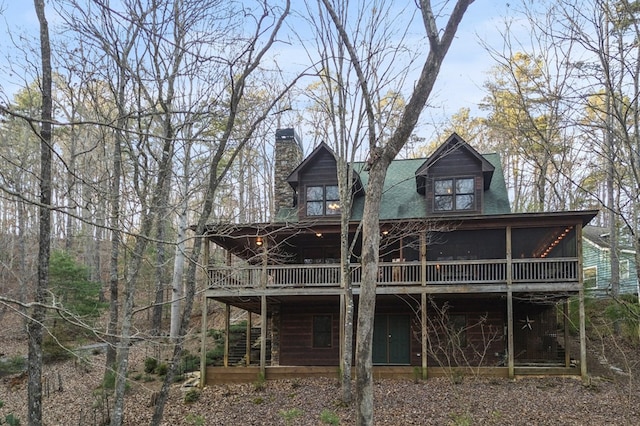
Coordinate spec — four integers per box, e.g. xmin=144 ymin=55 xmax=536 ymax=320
xmin=200 ymin=129 xmax=597 ymax=384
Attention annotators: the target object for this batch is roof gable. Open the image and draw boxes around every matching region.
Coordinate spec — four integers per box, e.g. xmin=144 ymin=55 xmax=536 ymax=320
xmin=286 ymin=141 xmax=364 ymax=194
xmin=415 ymin=133 xmax=495 ymax=192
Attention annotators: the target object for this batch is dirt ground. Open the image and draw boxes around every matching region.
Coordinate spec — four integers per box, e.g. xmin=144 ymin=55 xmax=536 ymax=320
xmin=1 ymin=311 xmax=639 ymax=425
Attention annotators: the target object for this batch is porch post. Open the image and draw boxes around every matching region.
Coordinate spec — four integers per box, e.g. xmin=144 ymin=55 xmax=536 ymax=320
xmin=579 ymin=288 xmax=587 ymax=379
xmin=200 ymin=295 xmax=208 ymax=387
xmin=246 ymin=311 xmax=252 ymax=366
xmin=576 ymin=223 xmax=587 ymax=380
xmin=224 ymin=304 xmax=230 ymax=367
xmin=339 ymin=293 xmax=345 ymax=370
xmin=563 ymin=301 xmax=571 ymax=368
xmin=200 ymin=237 xmax=211 ymax=387
xmin=506 ymin=226 xmax=514 ymax=378
xmin=260 ymin=295 xmax=267 ymax=377
xmin=260 ymin=239 xmax=268 ymax=377
xmin=421 ymin=230 xmax=428 ymax=379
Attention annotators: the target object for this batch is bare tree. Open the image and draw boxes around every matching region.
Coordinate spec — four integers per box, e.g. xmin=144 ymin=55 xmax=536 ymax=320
xmin=318 ymin=0 xmax=474 ymax=423
xmin=29 ymin=2 xmax=53 ymax=425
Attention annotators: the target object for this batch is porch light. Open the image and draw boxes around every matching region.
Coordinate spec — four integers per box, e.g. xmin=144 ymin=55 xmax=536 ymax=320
xmin=382 ymin=230 xmax=389 ymax=235
xmin=256 ymin=236 xmax=263 ymax=246
xmin=316 ymin=232 xmax=323 ymax=238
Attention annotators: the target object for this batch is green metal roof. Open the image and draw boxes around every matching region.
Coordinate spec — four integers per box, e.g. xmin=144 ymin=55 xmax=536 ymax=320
xmin=349 ymin=153 xmax=510 ymax=221
xmin=274 ymin=152 xmax=511 ymax=223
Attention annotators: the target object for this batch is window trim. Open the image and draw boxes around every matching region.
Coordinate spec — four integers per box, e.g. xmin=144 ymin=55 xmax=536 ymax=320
xmin=433 ymin=176 xmax=476 ymax=212
xmin=305 ymin=184 xmax=341 ymax=216
xmin=619 ymin=259 xmax=630 ymax=280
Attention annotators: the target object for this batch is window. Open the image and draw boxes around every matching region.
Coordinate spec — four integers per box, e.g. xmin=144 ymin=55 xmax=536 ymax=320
xmin=313 ymin=315 xmax=332 ymax=348
xmin=584 ymin=266 xmax=597 ymax=289
xmin=434 ymin=177 xmax=475 ymax=211
xmin=306 ymin=185 xmax=341 ymax=216
xmin=620 ymin=259 xmax=630 ymax=280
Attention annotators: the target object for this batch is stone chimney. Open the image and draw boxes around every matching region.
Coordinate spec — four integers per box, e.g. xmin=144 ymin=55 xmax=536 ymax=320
xmin=274 ymin=128 xmax=303 ymax=216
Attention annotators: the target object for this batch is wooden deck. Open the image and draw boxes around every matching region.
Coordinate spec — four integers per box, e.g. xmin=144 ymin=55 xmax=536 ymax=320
xmin=207 ymin=258 xmax=580 ymax=294
xmin=204 ymin=365 xmax=580 ymax=385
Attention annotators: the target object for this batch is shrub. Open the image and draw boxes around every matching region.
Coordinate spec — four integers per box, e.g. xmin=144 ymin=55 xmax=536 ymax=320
xmin=156 ymin=363 xmax=168 ymax=376
xmin=253 ymin=372 xmax=266 ymax=392
xmin=42 ymin=336 xmax=73 ymax=363
xmin=144 ymin=357 xmax=158 ymax=374
xmin=184 ymin=389 xmax=200 ymax=404
xmin=0 ymin=356 xmax=25 ymax=376
xmin=185 ymin=414 xmax=205 ymax=426
xmin=102 ymin=370 xmax=116 ymax=390
xmin=320 ymin=409 xmax=340 ymax=425
xmin=207 ymin=329 xmax=224 ymax=340
xmin=279 ymin=408 xmax=302 ymax=425
xmin=228 ymin=321 xmax=248 ymax=334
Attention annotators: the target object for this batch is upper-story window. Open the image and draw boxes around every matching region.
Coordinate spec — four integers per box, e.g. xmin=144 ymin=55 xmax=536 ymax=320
xmin=306 ymin=185 xmax=341 ymax=216
xmin=434 ymin=177 xmax=475 ymax=211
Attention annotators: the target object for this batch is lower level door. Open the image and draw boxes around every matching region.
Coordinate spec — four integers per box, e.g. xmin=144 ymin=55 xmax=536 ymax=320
xmin=373 ymin=314 xmax=410 ymax=365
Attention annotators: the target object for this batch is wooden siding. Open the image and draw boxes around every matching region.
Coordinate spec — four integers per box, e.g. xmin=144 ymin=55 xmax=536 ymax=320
xmin=583 ymin=238 xmax=639 ymax=295
xmin=424 ymin=298 xmax=505 ymax=367
xmin=297 ymin=149 xmax=339 ymax=219
xmin=275 ymin=297 xmax=507 ymax=369
xmin=279 ymin=302 xmax=341 ymax=366
xmin=423 ymin=148 xmax=484 ymax=214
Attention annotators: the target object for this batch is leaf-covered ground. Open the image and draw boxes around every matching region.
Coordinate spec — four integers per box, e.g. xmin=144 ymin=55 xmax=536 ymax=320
xmin=1 ymin=310 xmax=638 ymax=425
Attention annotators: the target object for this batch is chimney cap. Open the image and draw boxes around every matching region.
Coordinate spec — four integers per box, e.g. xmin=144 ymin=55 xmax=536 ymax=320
xmin=275 ymin=128 xmax=302 ymax=148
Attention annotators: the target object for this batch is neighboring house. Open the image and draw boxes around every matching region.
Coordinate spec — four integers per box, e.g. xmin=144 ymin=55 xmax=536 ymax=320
xmin=582 ymin=225 xmax=639 ymax=297
xmin=200 ymin=129 xmax=598 ymax=384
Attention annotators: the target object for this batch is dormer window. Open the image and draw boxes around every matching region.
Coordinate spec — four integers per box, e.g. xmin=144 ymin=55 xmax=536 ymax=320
xmin=434 ymin=177 xmax=475 ymax=211
xmin=306 ymin=185 xmax=341 ymax=216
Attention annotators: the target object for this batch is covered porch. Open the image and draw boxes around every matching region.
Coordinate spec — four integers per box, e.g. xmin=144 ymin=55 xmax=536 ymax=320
xmin=199 ymin=212 xmax=595 ymax=384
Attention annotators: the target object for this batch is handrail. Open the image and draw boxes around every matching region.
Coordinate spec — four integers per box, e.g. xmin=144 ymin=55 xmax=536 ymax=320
xmin=208 ymin=258 xmax=580 ymax=289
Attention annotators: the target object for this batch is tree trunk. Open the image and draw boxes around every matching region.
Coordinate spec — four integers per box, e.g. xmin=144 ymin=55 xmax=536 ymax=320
xmin=29 ymin=2 xmax=52 ymax=425
xmin=318 ymin=2 xmax=475 ymax=424
xmin=355 ymin=163 xmax=385 ymax=426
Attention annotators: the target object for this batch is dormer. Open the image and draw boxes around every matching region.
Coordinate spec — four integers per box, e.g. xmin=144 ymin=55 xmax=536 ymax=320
xmin=286 ymin=142 xmax=363 ymax=220
xmin=415 ymin=133 xmax=495 ymax=215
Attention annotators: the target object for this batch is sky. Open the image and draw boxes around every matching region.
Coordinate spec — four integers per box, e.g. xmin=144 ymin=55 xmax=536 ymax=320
xmin=0 ymin=1 xmax=518 ymax=137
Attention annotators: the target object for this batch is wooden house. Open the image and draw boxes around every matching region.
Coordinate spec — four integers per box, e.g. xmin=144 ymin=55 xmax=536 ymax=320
xmin=200 ymin=129 xmax=597 ymax=384
xmin=582 ymin=225 xmax=639 ymax=296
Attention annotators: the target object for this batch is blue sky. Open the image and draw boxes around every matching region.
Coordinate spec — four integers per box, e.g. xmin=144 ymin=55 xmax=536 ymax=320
xmin=0 ymin=1 xmax=516 ymax=131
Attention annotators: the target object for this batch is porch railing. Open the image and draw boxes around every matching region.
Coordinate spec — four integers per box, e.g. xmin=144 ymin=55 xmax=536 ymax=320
xmin=208 ymin=258 xmax=580 ymax=289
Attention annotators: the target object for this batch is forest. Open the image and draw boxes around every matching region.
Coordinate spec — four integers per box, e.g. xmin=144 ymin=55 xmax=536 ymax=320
xmin=0 ymin=1 xmax=639 ymax=425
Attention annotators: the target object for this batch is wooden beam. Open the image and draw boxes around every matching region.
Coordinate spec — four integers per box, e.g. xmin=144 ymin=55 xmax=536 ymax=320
xmin=579 ymin=287 xmax=587 ymax=380
xmin=421 ymin=292 xmax=427 ymax=379
xmin=507 ymin=289 xmax=514 ymax=379
xmin=576 ymin=222 xmax=588 ymax=381
xmin=339 ymin=292 xmax=345 ymax=370
xmin=224 ymin=303 xmax=230 ymax=368
xmin=421 ymin=231 xmax=428 ymax=379
xmin=246 ymin=311 xmax=251 ymax=367
xmin=260 ymin=294 xmax=267 ymax=377
xmin=199 ymin=295 xmax=208 ymax=387
xmin=564 ymin=300 xmax=570 ymax=368
xmin=506 ymin=226 xmax=514 ymax=379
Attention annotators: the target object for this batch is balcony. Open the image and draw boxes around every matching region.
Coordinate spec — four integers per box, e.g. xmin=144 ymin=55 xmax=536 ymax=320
xmin=207 ymin=258 xmax=580 ymax=294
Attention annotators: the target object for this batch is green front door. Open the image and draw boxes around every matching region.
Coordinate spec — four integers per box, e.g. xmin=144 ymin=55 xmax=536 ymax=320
xmin=373 ymin=315 xmax=410 ymax=365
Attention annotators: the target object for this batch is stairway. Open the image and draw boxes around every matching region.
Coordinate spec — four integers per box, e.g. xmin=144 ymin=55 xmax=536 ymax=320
xmin=228 ymin=327 xmax=271 ymax=365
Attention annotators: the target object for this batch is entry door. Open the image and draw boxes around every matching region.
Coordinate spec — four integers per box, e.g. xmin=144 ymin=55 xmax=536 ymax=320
xmin=373 ymin=315 xmax=410 ymax=365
